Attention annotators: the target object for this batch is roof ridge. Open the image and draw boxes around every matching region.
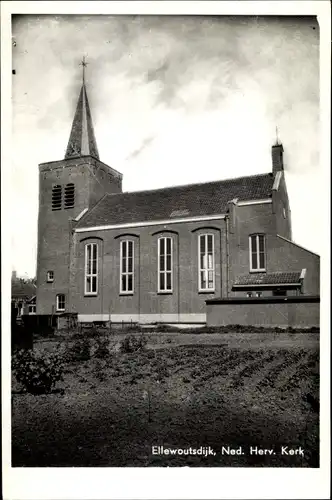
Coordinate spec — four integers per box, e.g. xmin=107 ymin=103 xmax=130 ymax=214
xmin=277 ymin=235 xmax=320 ymax=257
xmin=265 ymin=271 xmax=300 ymax=275
xmin=105 ymin=172 xmax=273 ymax=198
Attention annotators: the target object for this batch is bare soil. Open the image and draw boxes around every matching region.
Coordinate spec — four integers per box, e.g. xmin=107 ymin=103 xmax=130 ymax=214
xmin=12 ymin=332 xmax=319 ymax=467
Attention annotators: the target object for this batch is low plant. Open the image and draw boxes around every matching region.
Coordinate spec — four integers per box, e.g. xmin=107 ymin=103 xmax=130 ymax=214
xmin=65 ymin=336 xmax=91 ymax=362
xmin=12 ymin=348 xmax=64 ymax=394
xmin=120 ymin=334 xmax=147 ymax=354
xmin=94 ymin=336 xmax=110 ymax=359
xmin=154 ymin=363 xmax=169 ymax=382
xmin=93 ymin=360 xmax=108 ymax=381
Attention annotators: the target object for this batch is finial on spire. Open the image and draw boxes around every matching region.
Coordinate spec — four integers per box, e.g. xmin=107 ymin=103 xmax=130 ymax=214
xmin=64 ymin=56 xmax=99 ymax=160
xmin=80 ymin=55 xmax=88 ymax=84
xmin=275 ymin=126 xmax=280 ymax=145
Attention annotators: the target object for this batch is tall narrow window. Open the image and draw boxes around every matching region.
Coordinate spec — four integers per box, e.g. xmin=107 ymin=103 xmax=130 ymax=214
xmin=52 ymin=185 xmax=62 ymax=210
xmin=249 ymin=234 xmax=266 ymax=271
xmin=198 ymin=234 xmax=215 ymax=291
xmin=64 ymin=183 xmax=75 ymax=209
xmin=85 ymin=243 xmax=98 ymax=295
xmin=120 ymin=240 xmax=134 ymax=294
xmin=158 ymin=237 xmax=172 ymax=292
xmin=56 ymin=294 xmax=65 ymax=312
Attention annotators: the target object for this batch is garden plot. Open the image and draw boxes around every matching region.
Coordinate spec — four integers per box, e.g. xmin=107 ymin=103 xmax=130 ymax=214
xmin=12 ymin=334 xmax=319 ymax=467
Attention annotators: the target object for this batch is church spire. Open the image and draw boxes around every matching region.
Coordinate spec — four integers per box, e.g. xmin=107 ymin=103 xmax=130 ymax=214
xmin=65 ymin=57 xmax=99 ymax=160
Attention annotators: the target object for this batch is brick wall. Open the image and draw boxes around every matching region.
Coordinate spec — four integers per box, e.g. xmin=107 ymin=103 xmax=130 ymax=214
xmin=67 ymin=199 xmax=319 ymax=323
xmin=272 ymin=173 xmax=292 ymax=240
xmin=227 ymin=199 xmax=319 ymax=297
xmin=206 ymin=296 xmax=320 ymax=328
xmin=228 ymin=202 xmax=276 ymax=295
xmin=36 ymin=156 xmax=122 ymax=315
xmin=271 ymin=236 xmax=320 ymax=295
xmin=36 ymin=158 xmax=319 ymax=321
xmin=69 ymin=220 xmax=225 ymax=322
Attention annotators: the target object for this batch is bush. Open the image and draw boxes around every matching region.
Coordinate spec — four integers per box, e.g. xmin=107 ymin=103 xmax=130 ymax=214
xmin=93 ymin=360 xmax=108 ymax=381
xmin=94 ymin=337 xmax=110 ymax=359
xmin=12 ymin=349 xmax=64 ymax=394
xmin=155 ymin=363 xmax=169 ymax=382
xmin=66 ymin=337 xmax=91 ymax=362
xmin=120 ymin=334 xmax=147 ymax=353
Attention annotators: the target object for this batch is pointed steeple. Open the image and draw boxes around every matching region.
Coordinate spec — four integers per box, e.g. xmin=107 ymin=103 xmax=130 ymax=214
xmin=65 ymin=57 xmax=99 ymax=160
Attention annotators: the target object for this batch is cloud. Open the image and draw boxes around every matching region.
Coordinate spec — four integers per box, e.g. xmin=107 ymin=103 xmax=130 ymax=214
xmin=126 ymin=136 xmax=155 ymax=161
xmin=10 ymin=14 xmax=321 ymax=275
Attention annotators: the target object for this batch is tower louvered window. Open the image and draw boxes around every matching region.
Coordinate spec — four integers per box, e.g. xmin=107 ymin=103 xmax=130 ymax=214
xmin=64 ymin=183 xmax=75 ymax=209
xmin=52 ymin=185 xmax=62 ymax=210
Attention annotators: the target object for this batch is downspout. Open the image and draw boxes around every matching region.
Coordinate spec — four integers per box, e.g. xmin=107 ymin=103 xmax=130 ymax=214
xmin=177 ymin=235 xmax=180 ymax=323
xmin=225 ymin=216 xmax=230 ymax=297
xmin=68 ymin=218 xmax=75 ymax=321
xmin=138 ymin=237 xmax=141 ymax=324
xmin=100 ymin=239 xmax=103 ymax=320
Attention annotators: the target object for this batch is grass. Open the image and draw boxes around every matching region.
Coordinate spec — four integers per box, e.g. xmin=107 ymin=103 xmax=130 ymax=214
xmin=12 ymin=332 xmax=319 ymax=467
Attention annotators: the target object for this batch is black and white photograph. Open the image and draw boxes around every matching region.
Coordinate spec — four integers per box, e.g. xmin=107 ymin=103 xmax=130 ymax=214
xmin=2 ymin=1 xmax=330 ymax=499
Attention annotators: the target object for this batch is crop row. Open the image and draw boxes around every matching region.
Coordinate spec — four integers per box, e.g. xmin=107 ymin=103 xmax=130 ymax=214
xmin=279 ymin=352 xmax=319 ymax=392
xmin=230 ymin=352 xmax=277 ymax=388
xmin=257 ymin=349 xmax=307 ymax=390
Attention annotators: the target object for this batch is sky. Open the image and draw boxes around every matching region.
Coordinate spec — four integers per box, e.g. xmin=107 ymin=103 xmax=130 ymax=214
xmin=11 ymin=14 xmax=321 ymax=277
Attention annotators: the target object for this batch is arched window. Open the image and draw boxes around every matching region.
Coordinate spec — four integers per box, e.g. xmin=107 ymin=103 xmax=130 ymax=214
xmin=120 ymin=240 xmax=134 ymax=294
xmin=85 ymin=242 xmax=98 ymax=295
xmin=158 ymin=236 xmax=173 ymax=293
xmin=64 ymin=183 xmax=75 ymax=209
xmin=198 ymin=233 xmax=215 ymax=291
xmin=52 ymin=185 xmax=62 ymax=210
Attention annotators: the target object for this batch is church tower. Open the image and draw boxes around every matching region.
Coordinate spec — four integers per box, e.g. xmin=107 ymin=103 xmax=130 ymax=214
xmin=36 ymin=59 xmax=123 ymax=315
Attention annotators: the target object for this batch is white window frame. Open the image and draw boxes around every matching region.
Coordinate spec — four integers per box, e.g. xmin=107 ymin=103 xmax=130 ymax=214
xmin=29 ymin=305 xmax=36 ymax=314
xmin=158 ymin=236 xmax=173 ymax=293
xmin=120 ymin=240 xmax=134 ymax=294
xmin=198 ymin=233 xmax=215 ymax=292
xmin=84 ymin=242 xmax=98 ymax=295
xmin=249 ymin=234 xmax=266 ymax=272
xmin=56 ymin=294 xmax=65 ymax=312
xmin=46 ymin=270 xmax=54 ymax=283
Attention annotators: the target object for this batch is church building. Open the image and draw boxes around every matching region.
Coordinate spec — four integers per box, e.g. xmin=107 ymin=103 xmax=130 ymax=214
xmin=36 ymin=68 xmax=320 ymax=325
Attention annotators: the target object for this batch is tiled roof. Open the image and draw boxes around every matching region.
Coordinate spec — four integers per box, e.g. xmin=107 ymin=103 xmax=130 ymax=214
xmin=12 ymin=280 xmax=36 ymax=299
xmin=77 ymin=173 xmax=274 ymax=228
xmin=233 ymin=272 xmax=302 ymax=287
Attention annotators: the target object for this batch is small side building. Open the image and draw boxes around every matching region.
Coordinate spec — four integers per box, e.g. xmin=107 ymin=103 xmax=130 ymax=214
xmin=11 ymin=272 xmax=37 ymax=322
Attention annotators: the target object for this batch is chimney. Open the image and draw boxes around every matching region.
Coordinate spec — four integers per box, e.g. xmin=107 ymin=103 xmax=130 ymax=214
xmin=272 ymin=143 xmax=284 ymax=176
